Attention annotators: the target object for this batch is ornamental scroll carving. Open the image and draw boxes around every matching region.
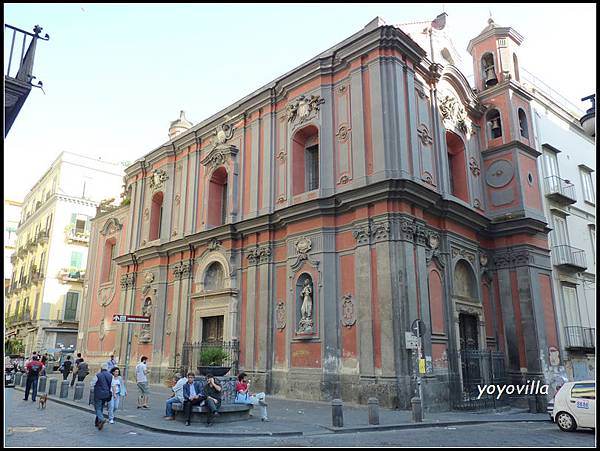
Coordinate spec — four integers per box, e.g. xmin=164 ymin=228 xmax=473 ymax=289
xmin=439 ymin=95 xmax=468 ymax=134
xmin=100 ymin=217 xmax=123 ymax=236
xmin=417 ymin=124 xmax=433 ymax=146
xmin=493 ymin=248 xmax=533 ymax=269
xmin=208 ymin=238 xmax=222 ymax=251
xmin=148 ymin=169 xmax=168 ymax=191
xmin=352 ymin=220 xmax=391 ymax=246
xmin=172 ymin=261 xmax=192 ymax=280
xmin=201 ymin=121 xmax=239 ymax=168
xmin=286 ymin=95 xmax=325 ymax=126
xmin=290 ymin=236 xmax=320 ymax=272
xmin=341 ymin=294 xmax=356 ymax=328
xmin=119 ymin=272 xmax=136 ymax=290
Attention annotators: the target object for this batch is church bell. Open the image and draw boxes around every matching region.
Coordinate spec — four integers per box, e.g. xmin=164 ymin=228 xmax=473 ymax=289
xmin=484 ymin=66 xmax=498 ymax=87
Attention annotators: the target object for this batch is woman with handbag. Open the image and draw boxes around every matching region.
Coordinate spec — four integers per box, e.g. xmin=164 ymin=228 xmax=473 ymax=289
xmin=234 ymin=372 xmax=269 ymax=422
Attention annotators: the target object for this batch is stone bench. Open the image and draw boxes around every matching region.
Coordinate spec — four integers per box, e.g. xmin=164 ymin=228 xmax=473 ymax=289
xmin=171 ymin=401 xmax=252 ymax=423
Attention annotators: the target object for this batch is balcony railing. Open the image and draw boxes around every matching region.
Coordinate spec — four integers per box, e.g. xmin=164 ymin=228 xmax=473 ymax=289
xmin=552 ymin=245 xmax=587 ymax=272
xmin=544 ymin=176 xmax=577 ymax=205
xmin=564 ymin=326 xmax=595 ymax=350
xmin=30 ymin=267 xmax=43 ymax=284
xmin=36 ymin=229 xmax=49 ymax=244
xmin=65 ymin=229 xmax=90 ymax=244
xmin=58 ymin=268 xmax=85 ymax=283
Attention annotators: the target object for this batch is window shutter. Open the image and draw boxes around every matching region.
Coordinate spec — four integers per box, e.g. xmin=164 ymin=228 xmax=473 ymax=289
xmin=71 ymin=252 xmax=82 ymax=269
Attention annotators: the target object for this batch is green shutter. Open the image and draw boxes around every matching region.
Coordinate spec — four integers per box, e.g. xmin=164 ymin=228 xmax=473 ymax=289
xmin=64 ymin=292 xmax=79 ymax=321
xmin=70 ymin=252 xmax=82 ymax=269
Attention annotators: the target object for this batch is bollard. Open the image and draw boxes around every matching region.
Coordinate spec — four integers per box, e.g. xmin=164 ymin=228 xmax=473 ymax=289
xmin=59 ymin=380 xmax=70 ymax=398
xmin=332 ymin=399 xmax=344 ymax=428
xmin=48 ymin=378 xmax=58 ymax=396
xmin=38 ymin=376 xmax=47 ymax=393
xmin=74 ymin=382 xmax=85 ymax=401
xmin=368 ymin=397 xmax=380 ymax=425
xmin=21 ymin=374 xmax=28 ymax=388
xmin=88 ymin=389 xmax=95 ymax=406
xmin=411 ymin=397 xmax=422 ymax=423
xmin=14 ymin=372 xmax=22 ymax=386
xmin=528 ymin=395 xmax=537 ymax=413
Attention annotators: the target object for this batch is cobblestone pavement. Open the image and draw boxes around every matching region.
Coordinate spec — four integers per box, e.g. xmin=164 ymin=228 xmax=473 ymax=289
xmin=5 ymin=389 xmax=595 ymax=447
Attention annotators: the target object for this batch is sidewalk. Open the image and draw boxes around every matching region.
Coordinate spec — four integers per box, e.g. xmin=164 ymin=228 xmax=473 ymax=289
xmin=13 ymin=381 xmax=549 ymax=437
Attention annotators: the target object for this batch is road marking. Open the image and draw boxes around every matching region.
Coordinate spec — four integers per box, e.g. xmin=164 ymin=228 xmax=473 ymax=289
xmin=9 ymin=427 xmax=47 ymax=433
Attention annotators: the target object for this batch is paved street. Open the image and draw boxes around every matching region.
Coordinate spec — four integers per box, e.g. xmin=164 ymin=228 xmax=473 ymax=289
xmin=5 ymin=389 xmax=595 ymax=447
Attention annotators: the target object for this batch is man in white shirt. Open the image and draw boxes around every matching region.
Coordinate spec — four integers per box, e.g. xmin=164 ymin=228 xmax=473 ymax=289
xmin=135 ymin=356 xmax=150 ymax=409
xmin=164 ymin=373 xmax=187 ymax=420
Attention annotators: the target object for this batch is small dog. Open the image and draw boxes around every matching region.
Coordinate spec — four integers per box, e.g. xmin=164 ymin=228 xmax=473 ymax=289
xmin=37 ymin=393 xmax=48 ymax=409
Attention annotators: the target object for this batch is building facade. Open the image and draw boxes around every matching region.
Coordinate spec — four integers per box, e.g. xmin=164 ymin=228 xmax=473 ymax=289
xmin=5 ymin=152 xmax=123 ymax=356
xmin=5 ymin=199 xmax=22 ymax=282
xmin=79 ymin=17 xmax=593 ymax=410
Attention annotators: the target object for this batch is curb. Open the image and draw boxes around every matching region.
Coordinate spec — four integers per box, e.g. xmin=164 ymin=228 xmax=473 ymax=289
xmin=12 ymin=387 xmax=302 ymax=437
xmin=12 ymin=387 xmax=549 ymax=436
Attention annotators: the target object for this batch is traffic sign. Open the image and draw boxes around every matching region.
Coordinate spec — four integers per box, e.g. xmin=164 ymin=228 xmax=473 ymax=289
xmin=411 ymin=319 xmax=426 ymax=338
xmin=112 ymin=314 xmax=150 ymax=323
xmin=405 ymin=332 xmax=419 ymax=350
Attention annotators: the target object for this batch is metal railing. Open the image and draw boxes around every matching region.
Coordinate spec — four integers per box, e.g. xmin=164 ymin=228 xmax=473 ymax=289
xmin=544 ymin=176 xmax=576 ymax=203
xmin=565 ymin=326 xmax=595 ymax=349
xmin=552 ymin=245 xmax=587 ymax=270
xmin=4 ymin=24 xmax=49 ymax=82
xmin=180 ymin=341 xmax=240 ymax=376
xmin=65 ymin=229 xmax=90 ymax=243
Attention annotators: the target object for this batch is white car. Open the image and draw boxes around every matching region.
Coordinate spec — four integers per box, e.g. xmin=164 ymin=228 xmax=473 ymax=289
xmin=552 ymin=380 xmax=595 ymax=432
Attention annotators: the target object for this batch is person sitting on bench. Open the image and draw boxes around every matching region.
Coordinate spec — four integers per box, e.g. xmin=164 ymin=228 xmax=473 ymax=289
xmin=182 ymin=372 xmax=206 ymax=426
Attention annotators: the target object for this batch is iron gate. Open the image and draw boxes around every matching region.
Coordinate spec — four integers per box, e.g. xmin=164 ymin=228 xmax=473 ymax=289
xmin=180 ymin=340 xmax=240 ymax=376
xmin=450 ymin=350 xmax=508 ymax=410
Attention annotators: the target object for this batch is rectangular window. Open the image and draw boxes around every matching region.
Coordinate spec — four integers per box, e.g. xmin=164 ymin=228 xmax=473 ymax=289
xmin=70 ymin=251 xmax=83 ymax=269
xmin=64 ymin=292 xmax=79 ymax=322
xmin=552 ymin=215 xmax=569 ymax=247
xmin=221 ymin=182 xmax=228 ymax=225
xmin=543 ymin=150 xmax=560 ymax=179
xmin=305 ymin=145 xmax=319 ymax=191
xmin=590 ymin=225 xmax=596 ymax=263
xmin=562 ymin=285 xmax=581 ymax=327
xmin=571 ymin=383 xmax=596 ymax=400
xmin=580 ymin=169 xmax=595 ymax=204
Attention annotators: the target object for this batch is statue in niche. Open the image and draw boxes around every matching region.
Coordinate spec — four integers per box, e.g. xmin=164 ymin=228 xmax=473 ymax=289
xmin=139 ymin=297 xmax=152 ymax=343
xmin=298 ymin=279 xmax=314 ymax=333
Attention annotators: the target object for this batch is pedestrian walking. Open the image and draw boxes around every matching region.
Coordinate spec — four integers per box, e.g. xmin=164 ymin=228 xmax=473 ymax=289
xmin=90 ymin=363 xmax=113 ymax=430
xmin=106 ymin=355 xmax=117 ymax=372
xmin=71 ymin=353 xmax=83 ymax=387
xmin=61 ymin=355 xmax=73 ymax=381
xmin=108 ymin=367 xmax=126 ymax=424
xmin=77 ymin=359 xmax=90 ymax=383
xmin=135 ymin=356 xmax=150 ymax=409
xmin=23 ymin=356 xmax=44 ymax=402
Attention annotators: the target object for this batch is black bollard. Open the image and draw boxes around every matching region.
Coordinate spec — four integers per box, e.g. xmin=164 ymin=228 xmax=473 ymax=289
xmin=48 ymin=378 xmax=58 ymax=395
xmin=368 ymin=397 xmax=380 ymax=425
xmin=74 ymin=382 xmax=85 ymax=401
xmin=14 ymin=372 xmax=22 ymax=386
xmin=59 ymin=380 xmax=70 ymax=398
xmin=38 ymin=376 xmax=47 ymax=393
xmin=332 ymin=399 xmax=344 ymax=427
xmin=20 ymin=374 xmax=28 ymax=388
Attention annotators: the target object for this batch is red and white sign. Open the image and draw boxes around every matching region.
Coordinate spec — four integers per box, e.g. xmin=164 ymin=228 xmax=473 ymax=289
xmin=112 ymin=314 xmax=150 ymax=323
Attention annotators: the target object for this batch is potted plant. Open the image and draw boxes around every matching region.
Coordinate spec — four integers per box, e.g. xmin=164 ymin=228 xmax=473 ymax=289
xmin=197 ymin=347 xmax=230 ymax=377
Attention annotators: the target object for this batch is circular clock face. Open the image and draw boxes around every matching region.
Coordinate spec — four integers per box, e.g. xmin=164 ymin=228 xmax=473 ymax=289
xmin=485 ymin=159 xmax=514 ymax=188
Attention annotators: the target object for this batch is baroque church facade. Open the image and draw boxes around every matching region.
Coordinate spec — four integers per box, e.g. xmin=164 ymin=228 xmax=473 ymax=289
xmin=79 ymin=17 xmax=565 ymax=410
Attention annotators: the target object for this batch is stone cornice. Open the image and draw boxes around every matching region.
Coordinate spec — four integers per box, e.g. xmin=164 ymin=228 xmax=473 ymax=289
xmin=481 ymin=139 xmax=541 ymax=159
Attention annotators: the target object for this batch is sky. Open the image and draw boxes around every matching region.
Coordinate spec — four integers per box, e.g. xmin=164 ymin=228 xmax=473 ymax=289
xmin=4 ymin=3 xmax=596 ymax=202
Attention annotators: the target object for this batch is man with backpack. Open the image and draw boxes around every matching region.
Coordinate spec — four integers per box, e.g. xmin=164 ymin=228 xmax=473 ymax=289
xmin=71 ymin=353 xmax=84 ymax=387
xmin=76 ymin=358 xmax=90 ymax=383
xmin=23 ymin=355 xmax=45 ymax=402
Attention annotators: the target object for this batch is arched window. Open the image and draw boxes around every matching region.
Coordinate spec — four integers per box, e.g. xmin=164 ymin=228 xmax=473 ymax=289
xmin=204 ymin=262 xmax=225 ymax=291
xmin=446 ymin=131 xmax=469 ymax=203
xmin=518 ymin=108 xmax=529 ymax=138
xmin=292 ymin=125 xmax=319 ymax=195
xmin=149 ymin=191 xmax=164 ymax=241
xmin=513 ymin=53 xmax=520 ymax=82
xmin=481 ymin=53 xmax=498 ymax=88
xmin=453 ymin=260 xmax=478 ymax=300
xmin=486 ymin=109 xmax=502 ymax=139
xmin=101 ymin=238 xmax=116 ymax=283
xmin=207 ymin=167 xmax=228 ymax=227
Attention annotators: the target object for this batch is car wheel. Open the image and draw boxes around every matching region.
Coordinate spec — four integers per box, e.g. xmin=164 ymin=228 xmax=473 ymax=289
xmin=556 ymin=412 xmax=577 ymax=432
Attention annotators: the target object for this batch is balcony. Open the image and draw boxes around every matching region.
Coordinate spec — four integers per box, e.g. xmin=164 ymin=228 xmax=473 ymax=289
xmin=65 ymin=229 xmax=90 ymax=244
xmin=544 ymin=176 xmax=577 ymax=205
xmin=564 ymin=326 xmax=595 ymax=351
xmin=30 ymin=267 xmax=43 ymax=284
xmin=552 ymin=245 xmax=587 ymax=272
xmin=36 ymin=229 xmax=49 ymax=244
xmin=10 ymin=254 xmax=17 ymax=264
xmin=58 ymin=268 xmax=85 ymax=283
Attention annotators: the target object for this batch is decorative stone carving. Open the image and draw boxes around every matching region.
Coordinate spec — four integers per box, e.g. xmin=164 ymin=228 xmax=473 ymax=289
xmin=148 ymin=169 xmax=168 ymax=191
xmin=295 ymin=237 xmax=312 ymax=256
xmin=371 ymin=221 xmax=391 ymax=242
xmin=417 ymin=124 xmax=433 ymax=145
xmin=338 ymin=174 xmax=351 ymax=185
xmin=479 ymin=252 xmax=489 ymax=268
xmin=139 ymin=297 xmax=152 ymax=343
xmin=276 ymin=151 xmax=286 ymax=162
xmin=341 ymin=294 xmax=356 ymax=328
xmin=142 ymin=272 xmax=156 ymax=296
xmin=439 ymin=95 xmax=468 ymax=133
xmin=352 ymin=224 xmax=371 ymax=245
xmin=173 ymin=261 xmax=192 ymax=280
xmin=469 ymin=157 xmax=481 ymax=176
xmin=336 ymin=124 xmax=351 ymax=142
xmin=493 ymin=248 xmax=532 ymax=269
xmin=98 ymin=286 xmax=115 ymax=307
xmin=337 ymin=84 xmax=347 ymax=94
xmin=290 ymin=236 xmax=319 ymax=272
xmin=297 ymin=279 xmax=314 ymax=334
xmin=174 ymin=194 xmax=181 ymax=205
xmin=352 ymin=220 xmax=391 ymax=245
xmin=247 ymin=245 xmax=272 ymax=265
xmin=275 ymin=301 xmax=286 ymax=330
xmin=422 ymin=171 xmax=434 ymax=185
xmin=165 ymin=314 xmax=172 ymax=335
xmin=452 ymin=247 xmax=476 ymax=264
xmin=428 ymin=233 xmax=440 ymax=250
xmin=277 ymin=195 xmax=286 ymax=204
xmin=208 ymin=238 xmax=222 ymax=251
xmin=286 ymin=94 xmax=325 ymax=125
xmin=143 ymin=208 xmax=149 ymax=221
xmin=211 ymin=122 xmax=235 ymax=148
xmin=98 ymin=319 xmax=106 ymax=341
xmin=473 ymin=199 xmax=482 ymax=209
